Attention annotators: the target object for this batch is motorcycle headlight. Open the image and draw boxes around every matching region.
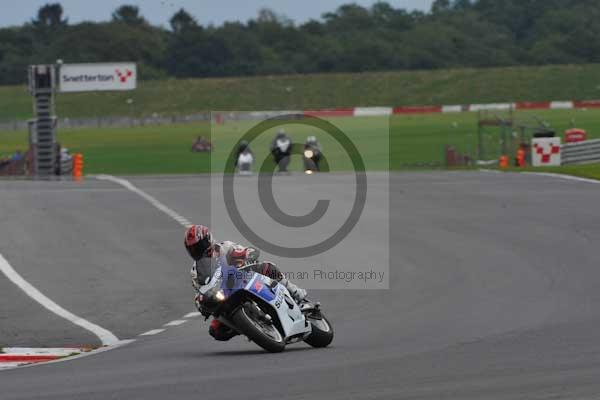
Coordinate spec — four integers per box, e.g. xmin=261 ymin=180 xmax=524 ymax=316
xmin=304 ymin=150 xmax=314 ymax=159
xmin=201 ymin=288 xmax=226 ymax=309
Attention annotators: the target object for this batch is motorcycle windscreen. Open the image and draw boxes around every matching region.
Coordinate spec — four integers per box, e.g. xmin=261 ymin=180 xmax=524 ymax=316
xmin=219 ymin=264 xmax=253 ymax=297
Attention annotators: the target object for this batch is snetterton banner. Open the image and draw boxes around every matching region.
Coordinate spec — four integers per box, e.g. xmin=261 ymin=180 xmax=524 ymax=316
xmin=59 ymin=63 xmax=137 ymax=93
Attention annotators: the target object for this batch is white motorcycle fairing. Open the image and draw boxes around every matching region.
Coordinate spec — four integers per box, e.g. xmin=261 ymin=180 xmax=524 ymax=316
xmin=244 ymin=273 xmax=311 ymax=340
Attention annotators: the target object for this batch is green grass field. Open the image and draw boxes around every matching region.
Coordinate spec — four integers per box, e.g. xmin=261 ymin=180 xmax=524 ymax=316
xmin=2 ymin=64 xmax=600 ymax=121
xmin=1 ymin=108 xmax=599 ymax=175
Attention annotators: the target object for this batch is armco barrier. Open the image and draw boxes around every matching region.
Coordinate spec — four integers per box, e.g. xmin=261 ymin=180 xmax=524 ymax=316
xmin=0 ymin=113 xmax=210 ymax=132
xmin=562 ymin=139 xmax=600 ymax=165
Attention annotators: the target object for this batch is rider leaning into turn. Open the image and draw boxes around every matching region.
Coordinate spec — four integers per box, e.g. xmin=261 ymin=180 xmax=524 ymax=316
xmin=184 ymin=224 xmax=308 ymax=341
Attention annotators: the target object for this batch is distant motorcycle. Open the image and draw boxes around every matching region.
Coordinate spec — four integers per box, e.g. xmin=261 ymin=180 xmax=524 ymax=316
xmin=237 ymin=151 xmax=254 ymax=175
xmin=303 ymin=144 xmax=322 ymax=174
xmin=196 ymin=263 xmax=334 ymax=353
xmin=235 ymin=141 xmax=253 ymax=175
xmin=271 ymin=133 xmax=292 ymax=173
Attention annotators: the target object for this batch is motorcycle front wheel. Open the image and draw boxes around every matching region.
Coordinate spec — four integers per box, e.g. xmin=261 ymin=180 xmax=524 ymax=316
xmin=232 ymin=301 xmax=286 ymax=353
xmin=304 ymin=313 xmax=334 ymax=348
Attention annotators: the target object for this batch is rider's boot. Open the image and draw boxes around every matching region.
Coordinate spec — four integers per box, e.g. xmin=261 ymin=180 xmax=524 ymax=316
xmin=209 ymin=319 xmax=238 ymax=341
xmin=280 ymin=278 xmax=308 ymax=304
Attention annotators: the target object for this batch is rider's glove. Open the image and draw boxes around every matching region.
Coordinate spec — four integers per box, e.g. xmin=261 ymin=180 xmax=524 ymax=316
xmin=195 ymin=294 xmax=212 ymax=318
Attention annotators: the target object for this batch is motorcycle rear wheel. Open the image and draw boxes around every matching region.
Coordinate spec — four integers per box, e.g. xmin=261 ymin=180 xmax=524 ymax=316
xmin=233 ymin=302 xmax=286 ymax=353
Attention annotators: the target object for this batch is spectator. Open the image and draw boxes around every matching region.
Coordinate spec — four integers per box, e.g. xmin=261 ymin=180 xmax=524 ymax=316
xmin=60 ymin=147 xmax=73 ymax=175
xmin=0 ymin=149 xmax=27 ymax=176
xmin=11 ymin=150 xmax=23 ymax=162
xmin=0 ymin=156 xmax=10 ymax=169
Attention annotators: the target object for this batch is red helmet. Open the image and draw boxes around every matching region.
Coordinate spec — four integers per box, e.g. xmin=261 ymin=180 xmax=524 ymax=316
xmin=184 ymin=225 xmax=213 ymax=260
xmin=216 ymin=241 xmax=248 ymax=267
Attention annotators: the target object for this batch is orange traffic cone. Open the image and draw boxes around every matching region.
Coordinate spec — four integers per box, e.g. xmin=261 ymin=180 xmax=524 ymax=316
xmin=72 ymin=153 xmax=84 ymax=181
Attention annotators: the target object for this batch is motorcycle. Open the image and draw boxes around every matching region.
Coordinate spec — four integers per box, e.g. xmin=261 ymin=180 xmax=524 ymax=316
xmin=197 ymin=263 xmax=334 ymax=353
xmin=237 ymin=151 xmax=254 ymax=176
xmin=272 ymin=137 xmax=292 ymax=173
xmin=303 ymin=145 xmax=321 ymax=174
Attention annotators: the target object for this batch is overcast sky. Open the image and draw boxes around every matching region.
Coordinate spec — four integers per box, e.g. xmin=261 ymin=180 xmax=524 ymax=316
xmin=0 ymin=0 xmax=434 ymax=28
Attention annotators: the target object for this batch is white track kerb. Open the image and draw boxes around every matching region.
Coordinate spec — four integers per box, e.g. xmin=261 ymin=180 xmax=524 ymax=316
xmin=523 ymin=172 xmax=600 ymax=184
xmin=94 ymin=175 xmax=192 ymax=227
xmin=0 ymin=253 xmax=120 ymax=346
xmin=481 ymin=169 xmax=600 ymax=185
xmin=1 ymin=175 xmax=203 ymax=371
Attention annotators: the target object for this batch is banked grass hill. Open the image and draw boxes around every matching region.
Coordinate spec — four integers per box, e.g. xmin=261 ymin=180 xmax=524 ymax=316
xmin=1 ymin=64 xmax=600 ymax=120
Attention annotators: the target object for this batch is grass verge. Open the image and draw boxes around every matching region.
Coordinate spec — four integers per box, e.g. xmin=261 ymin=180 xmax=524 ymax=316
xmin=1 ymin=108 xmax=599 ymax=175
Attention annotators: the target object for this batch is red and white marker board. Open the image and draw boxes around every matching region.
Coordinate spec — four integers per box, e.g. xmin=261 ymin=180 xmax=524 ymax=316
xmin=532 ymin=138 xmax=561 ymax=167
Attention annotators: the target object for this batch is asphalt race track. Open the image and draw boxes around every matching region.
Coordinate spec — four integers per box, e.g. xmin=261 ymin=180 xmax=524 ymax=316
xmin=1 ymin=172 xmax=600 ymax=399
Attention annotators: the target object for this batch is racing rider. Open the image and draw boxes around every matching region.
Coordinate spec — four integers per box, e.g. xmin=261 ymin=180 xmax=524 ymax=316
xmin=184 ymin=224 xmax=308 ymax=341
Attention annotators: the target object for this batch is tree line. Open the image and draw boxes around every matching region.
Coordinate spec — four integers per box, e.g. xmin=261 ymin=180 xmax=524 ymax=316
xmin=0 ymin=0 xmax=599 ymax=85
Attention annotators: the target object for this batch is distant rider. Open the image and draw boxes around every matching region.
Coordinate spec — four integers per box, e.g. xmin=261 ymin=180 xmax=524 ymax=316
xmin=234 ymin=140 xmax=254 ymax=175
xmin=184 ymin=224 xmax=308 ymax=341
xmin=304 ymin=136 xmax=322 ymax=172
xmin=270 ymin=129 xmax=292 ymax=173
